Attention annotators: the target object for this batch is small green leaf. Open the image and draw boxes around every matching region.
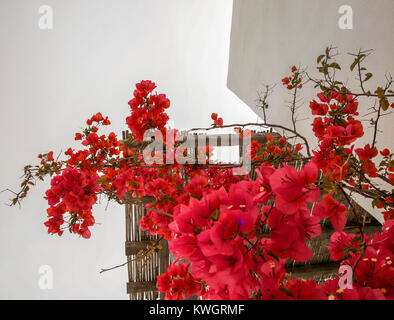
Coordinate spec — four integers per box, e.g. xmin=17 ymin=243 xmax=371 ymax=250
xmin=329 ymin=62 xmax=341 ymax=70
xmin=350 ymin=60 xmax=357 ymax=71
xmin=350 ymin=54 xmax=365 ymax=72
xmin=267 ymin=251 xmax=279 ymax=262
xmin=381 ymin=98 xmax=389 ymax=111
xmin=364 ymin=73 xmax=373 ymax=82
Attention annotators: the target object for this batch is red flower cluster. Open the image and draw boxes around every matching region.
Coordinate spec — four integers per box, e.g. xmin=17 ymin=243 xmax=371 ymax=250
xmin=166 ymin=163 xmax=326 ymax=299
xmin=281 ymin=65 xmax=302 ymax=90
xmin=211 ymin=113 xmax=223 ymax=126
xmin=44 ymin=167 xmax=101 ymax=237
xmin=157 ymin=262 xmax=206 ymax=299
xmin=325 ymin=220 xmax=394 ymax=299
xmin=126 ymin=80 xmax=170 ymax=141
xmin=313 ymin=194 xmax=347 ymax=232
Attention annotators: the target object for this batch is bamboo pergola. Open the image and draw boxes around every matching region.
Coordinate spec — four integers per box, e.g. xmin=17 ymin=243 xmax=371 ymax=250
xmin=121 ymin=130 xmax=381 ymax=299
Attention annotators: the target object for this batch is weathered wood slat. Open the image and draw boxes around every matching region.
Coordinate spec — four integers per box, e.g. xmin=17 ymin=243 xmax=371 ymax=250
xmin=125 ymin=240 xmax=154 ymax=256
xmin=127 ymin=281 xmax=157 ymax=293
xmin=288 ymin=263 xmax=340 ymax=283
xmin=123 ymin=194 xmax=155 ymax=205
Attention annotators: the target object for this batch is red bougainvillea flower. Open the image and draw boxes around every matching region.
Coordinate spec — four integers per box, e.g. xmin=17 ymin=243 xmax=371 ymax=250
xmin=313 ymin=194 xmax=347 ymax=232
xmin=311 ymin=117 xmax=326 ymax=139
xmin=343 ymin=246 xmax=394 ymax=298
xmin=258 ymin=259 xmax=288 ymax=300
xmin=380 ymin=148 xmax=390 ymax=157
xmin=45 ymin=167 xmax=101 ymax=213
xmin=344 ymin=119 xmax=364 ymax=145
xmin=44 ymin=167 xmax=102 ymax=238
xmin=317 ymin=92 xmax=331 ymax=103
xmin=157 ymin=262 xmax=206 ymax=300
xmin=254 ymin=166 xmax=275 ymax=205
xmin=284 ymin=279 xmax=326 ymax=300
xmin=184 ymin=175 xmax=209 ymax=198
xmin=270 ymin=162 xmax=320 ymax=214
xmin=267 ymin=206 xmax=321 ymax=261
xmin=44 ymin=203 xmax=67 ymax=236
xmin=309 ymin=100 xmax=328 ymax=115
xmin=197 ymin=223 xmax=234 ymax=257
xmin=211 ymin=113 xmax=223 ymax=126
xmin=135 ymin=80 xmax=156 ymax=97
xmin=355 ymin=144 xmax=378 ymax=161
xmin=326 ymin=231 xmax=355 ymax=261
xmin=218 ymin=181 xmax=259 ymax=234
xmin=282 ymin=77 xmax=290 ymax=85
xmin=362 ymin=160 xmax=379 ymax=178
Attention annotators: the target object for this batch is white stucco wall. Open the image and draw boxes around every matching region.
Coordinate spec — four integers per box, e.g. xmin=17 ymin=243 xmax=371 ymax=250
xmin=228 ymin=0 xmax=394 ymax=223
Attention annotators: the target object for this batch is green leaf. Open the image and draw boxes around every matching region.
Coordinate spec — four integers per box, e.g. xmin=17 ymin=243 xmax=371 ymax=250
xmin=375 ymin=87 xmax=389 ymax=111
xmin=210 ymin=210 xmax=220 ymax=221
xmin=329 ymin=62 xmax=341 ymax=70
xmin=381 ymin=98 xmax=389 ymax=111
xmin=351 ymin=236 xmax=362 ymax=243
xmin=267 ymin=251 xmax=279 ymax=262
xmin=364 ymin=73 xmax=373 ymax=82
xmin=317 ymin=54 xmax=325 ymax=64
xmin=350 ymin=60 xmax=357 ymax=72
xmin=350 ymin=54 xmax=365 ymax=72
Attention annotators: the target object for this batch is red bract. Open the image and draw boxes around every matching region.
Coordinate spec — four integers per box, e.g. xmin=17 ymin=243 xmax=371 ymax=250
xmin=284 ymin=279 xmax=326 ymax=300
xmin=381 ymin=148 xmax=390 ymax=157
xmin=268 ymin=207 xmax=321 ymax=261
xmin=326 ymin=231 xmax=358 ymax=261
xmin=270 ymin=162 xmax=320 ymax=214
xmin=254 ymin=166 xmax=275 ymax=205
xmin=355 ymin=144 xmax=378 ymax=161
xmin=313 ymin=194 xmax=347 ymax=232
xmin=211 ymin=112 xmax=223 ymax=126
xmin=309 ymin=100 xmax=328 ymax=115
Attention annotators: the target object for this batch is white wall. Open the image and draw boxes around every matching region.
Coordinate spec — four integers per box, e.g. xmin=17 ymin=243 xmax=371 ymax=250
xmin=0 ymin=0 xmax=257 ymax=299
xmin=228 ymin=0 xmax=394 ymax=224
